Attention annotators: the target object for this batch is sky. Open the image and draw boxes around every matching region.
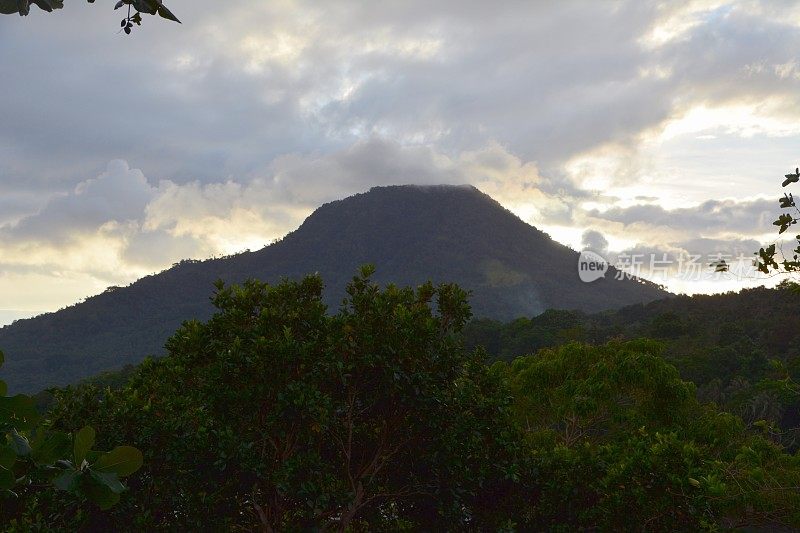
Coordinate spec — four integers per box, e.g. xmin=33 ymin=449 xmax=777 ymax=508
xmin=1 ymin=0 xmax=799 ymax=325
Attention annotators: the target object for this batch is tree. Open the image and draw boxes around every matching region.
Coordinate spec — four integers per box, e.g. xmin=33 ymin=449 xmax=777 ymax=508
xmin=22 ymin=271 xmax=800 ymax=530
xmin=44 ymin=267 xmax=523 ymax=530
xmin=0 ymin=350 xmax=143 ymax=528
xmin=493 ymin=340 xmax=800 ymax=530
xmin=0 ymin=0 xmax=180 ymax=34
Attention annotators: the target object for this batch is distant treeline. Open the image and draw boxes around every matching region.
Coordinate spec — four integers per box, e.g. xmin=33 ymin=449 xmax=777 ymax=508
xmin=465 ymin=283 xmax=800 ymax=450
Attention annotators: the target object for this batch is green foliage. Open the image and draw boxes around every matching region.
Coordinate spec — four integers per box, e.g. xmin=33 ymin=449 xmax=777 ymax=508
xmin=465 ymin=287 xmax=800 ymax=449
xmin=757 ymin=166 xmax=800 ymax=274
xmin=43 ymin=268 xmax=521 ymax=530
xmin=0 ymin=0 xmax=62 ymax=15
xmin=13 ymin=271 xmax=800 ymax=530
xmin=495 ymin=341 xmax=800 ymax=530
xmin=0 ymin=0 xmax=180 ymax=32
xmin=0 ymin=351 xmax=143 ymax=526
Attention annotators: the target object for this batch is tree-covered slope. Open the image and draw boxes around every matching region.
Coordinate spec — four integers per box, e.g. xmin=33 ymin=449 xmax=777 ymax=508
xmin=465 ymin=284 xmax=800 ymax=449
xmin=0 ymin=185 xmax=667 ymax=392
xmin=25 ymin=274 xmax=800 ymax=530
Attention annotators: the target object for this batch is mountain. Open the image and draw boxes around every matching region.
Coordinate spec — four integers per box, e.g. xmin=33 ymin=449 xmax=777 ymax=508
xmin=0 ymin=185 xmax=668 ymax=392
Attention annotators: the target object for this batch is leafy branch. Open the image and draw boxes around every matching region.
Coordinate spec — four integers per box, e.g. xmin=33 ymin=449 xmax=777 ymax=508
xmin=0 ymin=350 xmax=143 ymax=511
xmin=0 ymin=0 xmax=180 ymax=33
xmin=755 ymin=167 xmax=800 ymax=275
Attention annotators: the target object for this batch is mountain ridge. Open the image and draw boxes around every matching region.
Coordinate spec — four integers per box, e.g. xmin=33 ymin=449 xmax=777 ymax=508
xmin=0 ymin=184 xmax=669 ymax=392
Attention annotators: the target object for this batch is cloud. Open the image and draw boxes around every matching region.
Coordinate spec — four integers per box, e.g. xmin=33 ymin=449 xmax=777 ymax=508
xmin=2 ymin=0 xmax=800 ymax=310
xmin=599 ymin=234 xmax=776 ymax=295
xmin=0 ymin=161 xmax=186 ymax=279
xmin=581 ymin=230 xmax=609 ymax=255
xmin=0 ymin=142 xmax=782 ymax=311
xmin=676 ymin=236 xmax=763 ymax=257
xmin=3 ymin=0 xmax=800 ymax=193
xmin=139 ymin=138 xmax=568 ymax=249
xmin=0 ymin=141 xmax=568 ymax=299
xmin=587 ymin=197 xmax=776 ymax=236
xmin=2 ymin=160 xmax=154 ymax=245
xmin=120 ymin=229 xmax=206 ymax=269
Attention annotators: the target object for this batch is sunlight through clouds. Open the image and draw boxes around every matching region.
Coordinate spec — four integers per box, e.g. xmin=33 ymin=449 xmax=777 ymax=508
xmin=641 ymin=1 xmax=727 ymax=46
xmin=660 ymin=101 xmax=800 ymax=140
xmin=2 ymin=0 xmax=800 ymax=316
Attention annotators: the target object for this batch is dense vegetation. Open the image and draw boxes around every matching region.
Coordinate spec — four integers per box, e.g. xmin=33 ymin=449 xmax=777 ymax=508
xmin=0 ymin=185 xmax=666 ymax=394
xmin=4 ymin=271 xmax=798 ymax=530
xmin=465 ymin=284 xmax=800 ymax=451
xmin=0 ymin=351 xmax=143 ymax=528
xmin=16 ymin=268 xmax=523 ymax=530
xmin=496 ymin=340 xmax=800 ymax=529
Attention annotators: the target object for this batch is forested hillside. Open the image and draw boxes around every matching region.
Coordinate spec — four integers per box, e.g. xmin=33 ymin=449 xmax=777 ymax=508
xmin=7 ymin=272 xmax=797 ymax=530
xmin=465 ymin=284 xmax=800 ymax=449
xmin=0 ymin=185 xmax=667 ymax=393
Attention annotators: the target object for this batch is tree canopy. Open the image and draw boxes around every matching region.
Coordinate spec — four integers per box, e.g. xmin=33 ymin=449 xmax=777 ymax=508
xmin=9 ymin=269 xmax=798 ymax=530
xmin=495 ymin=340 xmax=800 ymax=530
xmin=0 ymin=349 xmax=143 ymax=528
xmin=38 ymin=267 xmax=523 ymax=530
xmin=465 ymin=288 xmax=800 ymax=451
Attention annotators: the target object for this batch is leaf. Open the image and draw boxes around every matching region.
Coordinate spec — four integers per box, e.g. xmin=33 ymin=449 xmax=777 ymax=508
xmin=30 ymin=0 xmax=63 ymax=12
xmin=73 ymin=426 xmax=96 ymax=467
xmin=53 ymin=470 xmax=79 ymax=492
xmin=773 ymin=213 xmax=796 ymax=234
xmin=92 ymin=446 xmax=143 ymax=477
xmin=0 ymin=380 xmax=7 ymax=397
xmin=0 ymin=395 xmax=41 ymax=429
xmin=0 ymin=1 xmax=21 ymax=15
xmin=0 ymin=468 xmax=14 ymax=490
xmin=0 ymin=447 xmax=16 ymax=470
xmin=131 ymin=0 xmax=156 ymax=14
xmin=688 ymin=477 xmax=701 ymax=488
xmin=756 ymin=245 xmax=779 ymax=274
xmin=10 ymin=429 xmax=31 ymax=456
xmin=83 ymin=479 xmax=121 ymax=510
xmin=0 ymin=446 xmax=16 ymax=491
xmin=32 ymin=431 xmax=71 ymax=464
xmin=85 ymin=450 xmax=103 ymax=464
xmin=0 ymin=0 xmax=63 ymax=14
xmin=156 ymin=3 xmax=180 ymax=23
xmin=89 ymin=470 xmax=126 ymax=494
